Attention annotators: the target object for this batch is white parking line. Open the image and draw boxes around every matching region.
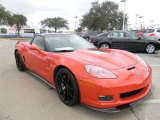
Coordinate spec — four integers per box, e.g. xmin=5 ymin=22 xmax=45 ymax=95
xmin=144 ymin=99 xmax=160 ymax=104
xmin=150 ymin=65 xmax=160 ymax=67
xmin=150 ymin=64 xmax=160 ymax=67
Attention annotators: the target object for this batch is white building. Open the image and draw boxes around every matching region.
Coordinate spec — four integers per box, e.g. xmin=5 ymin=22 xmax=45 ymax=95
xmin=0 ymin=25 xmax=49 ymax=35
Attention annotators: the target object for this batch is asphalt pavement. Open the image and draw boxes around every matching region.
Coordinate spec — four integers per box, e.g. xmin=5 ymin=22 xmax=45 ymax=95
xmin=0 ymin=40 xmax=160 ymax=120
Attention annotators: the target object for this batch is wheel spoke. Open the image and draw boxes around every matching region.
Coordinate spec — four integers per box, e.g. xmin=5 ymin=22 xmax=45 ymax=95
xmin=57 ymin=72 xmax=75 ymax=102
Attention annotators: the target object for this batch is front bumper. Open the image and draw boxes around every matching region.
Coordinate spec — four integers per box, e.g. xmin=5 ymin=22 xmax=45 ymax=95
xmin=78 ymin=63 xmax=152 ymax=111
xmin=84 ymin=85 xmax=154 ymax=113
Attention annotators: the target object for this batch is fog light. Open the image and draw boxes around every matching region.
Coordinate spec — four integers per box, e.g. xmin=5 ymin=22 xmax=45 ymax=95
xmin=99 ymin=96 xmax=113 ymax=101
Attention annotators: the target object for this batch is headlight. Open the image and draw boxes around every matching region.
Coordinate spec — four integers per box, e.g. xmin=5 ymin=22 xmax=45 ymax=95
xmin=136 ymin=56 xmax=147 ymax=67
xmin=85 ymin=65 xmax=117 ymax=79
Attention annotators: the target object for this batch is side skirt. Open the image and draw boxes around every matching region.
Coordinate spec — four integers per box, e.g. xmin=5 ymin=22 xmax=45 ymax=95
xmin=27 ymin=70 xmax=56 ymax=89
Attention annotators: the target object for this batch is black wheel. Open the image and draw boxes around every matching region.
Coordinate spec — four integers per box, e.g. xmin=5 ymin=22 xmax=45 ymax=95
xmin=145 ymin=44 xmax=155 ymax=54
xmin=15 ymin=51 xmax=25 ymax=71
xmin=100 ymin=43 xmax=110 ymax=49
xmin=55 ymin=68 xmax=79 ymax=106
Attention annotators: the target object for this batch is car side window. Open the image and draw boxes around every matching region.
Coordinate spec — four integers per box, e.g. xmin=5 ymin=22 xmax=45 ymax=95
xmin=110 ymin=32 xmax=124 ymax=38
xmin=99 ymin=33 xmax=109 ymax=37
xmin=32 ymin=36 xmax=45 ymax=50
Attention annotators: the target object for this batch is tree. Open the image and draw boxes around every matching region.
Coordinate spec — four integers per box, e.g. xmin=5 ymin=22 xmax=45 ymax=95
xmin=0 ymin=4 xmax=27 ymax=35
xmin=13 ymin=14 xmax=27 ymax=35
xmin=80 ymin=1 xmax=127 ymax=31
xmin=1 ymin=28 xmax=7 ymax=33
xmin=41 ymin=17 xmax=69 ymax=33
xmin=77 ymin=27 xmax=83 ymax=33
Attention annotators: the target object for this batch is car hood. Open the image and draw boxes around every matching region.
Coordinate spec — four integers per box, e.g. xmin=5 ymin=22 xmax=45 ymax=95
xmin=62 ymin=49 xmax=138 ymax=70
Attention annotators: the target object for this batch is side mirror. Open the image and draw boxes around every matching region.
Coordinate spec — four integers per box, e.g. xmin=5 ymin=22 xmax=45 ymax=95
xmin=29 ymin=45 xmax=40 ymax=51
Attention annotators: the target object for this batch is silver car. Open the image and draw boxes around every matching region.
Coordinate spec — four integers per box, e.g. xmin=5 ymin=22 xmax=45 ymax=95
xmin=144 ymin=29 xmax=160 ymax=40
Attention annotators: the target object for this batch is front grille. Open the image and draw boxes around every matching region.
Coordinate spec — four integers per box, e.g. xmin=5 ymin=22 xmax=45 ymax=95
xmin=120 ymin=88 xmax=144 ymax=98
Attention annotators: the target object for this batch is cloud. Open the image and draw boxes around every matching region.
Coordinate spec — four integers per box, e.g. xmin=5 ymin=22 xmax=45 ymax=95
xmin=1 ymin=0 xmax=36 ymax=15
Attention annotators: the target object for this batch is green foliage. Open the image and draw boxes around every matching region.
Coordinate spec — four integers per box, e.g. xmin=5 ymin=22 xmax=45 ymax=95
xmin=1 ymin=28 xmax=7 ymax=33
xmin=13 ymin=14 xmax=27 ymax=35
xmin=41 ymin=17 xmax=69 ymax=33
xmin=77 ymin=27 xmax=83 ymax=32
xmin=80 ymin=1 xmax=127 ymax=31
xmin=0 ymin=4 xmax=27 ymax=35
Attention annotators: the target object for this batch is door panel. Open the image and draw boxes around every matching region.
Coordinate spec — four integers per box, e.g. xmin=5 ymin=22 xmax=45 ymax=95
xmin=30 ymin=51 xmax=51 ymax=80
xmin=24 ymin=36 xmax=52 ymax=82
xmin=110 ymin=32 xmax=129 ymax=50
xmin=127 ymin=39 xmax=146 ymax=51
xmin=125 ymin=32 xmax=146 ymax=51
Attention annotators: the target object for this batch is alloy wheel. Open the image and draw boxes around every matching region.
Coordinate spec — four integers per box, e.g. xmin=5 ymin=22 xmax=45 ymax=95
xmin=146 ymin=44 xmax=155 ymax=54
xmin=100 ymin=43 xmax=110 ymax=49
xmin=55 ymin=68 xmax=80 ymax=106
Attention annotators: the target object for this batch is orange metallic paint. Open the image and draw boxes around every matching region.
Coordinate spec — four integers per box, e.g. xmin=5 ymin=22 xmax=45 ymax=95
xmin=15 ymin=41 xmax=152 ymax=109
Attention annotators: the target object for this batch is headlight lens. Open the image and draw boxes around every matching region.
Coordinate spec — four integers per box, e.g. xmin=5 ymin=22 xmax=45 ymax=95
xmin=85 ymin=65 xmax=117 ymax=79
xmin=136 ymin=56 xmax=147 ymax=67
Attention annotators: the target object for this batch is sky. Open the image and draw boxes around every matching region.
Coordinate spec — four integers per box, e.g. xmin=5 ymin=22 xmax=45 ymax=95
xmin=1 ymin=0 xmax=160 ymax=30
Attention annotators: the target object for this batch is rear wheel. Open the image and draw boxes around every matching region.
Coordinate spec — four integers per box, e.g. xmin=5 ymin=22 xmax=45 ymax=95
xmin=100 ymin=43 xmax=110 ymax=49
xmin=55 ymin=68 xmax=79 ymax=106
xmin=145 ymin=44 xmax=155 ymax=54
xmin=15 ymin=51 xmax=25 ymax=71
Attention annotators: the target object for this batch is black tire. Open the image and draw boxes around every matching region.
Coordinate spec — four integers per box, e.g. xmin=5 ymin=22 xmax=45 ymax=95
xmin=100 ymin=43 xmax=110 ymax=49
xmin=15 ymin=51 xmax=25 ymax=71
xmin=145 ymin=44 xmax=155 ymax=54
xmin=55 ymin=68 xmax=79 ymax=106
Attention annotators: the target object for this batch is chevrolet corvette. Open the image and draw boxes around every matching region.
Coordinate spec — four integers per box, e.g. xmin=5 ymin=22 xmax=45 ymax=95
xmin=15 ymin=33 xmax=153 ymax=112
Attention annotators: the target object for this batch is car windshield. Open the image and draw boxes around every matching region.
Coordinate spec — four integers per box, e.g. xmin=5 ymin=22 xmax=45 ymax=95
xmin=45 ymin=34 xmax=96 ymax=52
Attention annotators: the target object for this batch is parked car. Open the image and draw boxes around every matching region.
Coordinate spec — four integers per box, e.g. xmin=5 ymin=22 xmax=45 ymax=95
xmin=15 ymin=33 xmax=152 ymax=112
xmin=131 ymin=30 xmax=144 ymax=38
xmin=90 ymin=31 xmax=160 ymax=54
xmin=143 ymin=28 xmax=160 ymax=40
xmin=81 ymin=31 xmax=102 ymax=40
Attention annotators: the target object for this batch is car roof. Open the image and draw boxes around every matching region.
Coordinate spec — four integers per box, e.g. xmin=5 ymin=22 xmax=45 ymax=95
xmin=37 ymin=33 xmax=74 ymax=37
xmin=111 ymin=30 xmax=125 ymax=32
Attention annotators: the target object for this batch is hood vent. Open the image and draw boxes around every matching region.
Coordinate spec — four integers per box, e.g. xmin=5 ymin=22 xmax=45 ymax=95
xmin=127 ymin=66 xmax=135 ymax=71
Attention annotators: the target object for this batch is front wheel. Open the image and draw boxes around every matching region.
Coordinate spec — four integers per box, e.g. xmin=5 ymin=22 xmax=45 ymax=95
xmin=55 ymin=68 xmax=79 ymax=106
xmin=145 ymin=44 xmax=155 ymax=54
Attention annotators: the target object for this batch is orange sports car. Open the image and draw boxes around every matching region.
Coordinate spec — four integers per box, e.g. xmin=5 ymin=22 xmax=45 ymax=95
xmin=15 ymin=34 xmax=153 ymax=112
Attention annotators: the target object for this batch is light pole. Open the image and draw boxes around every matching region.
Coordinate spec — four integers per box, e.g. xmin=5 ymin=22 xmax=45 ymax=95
xmin=135 ymin=14 xmax=139 ymax=29
xmin=121 ymin=0 xmax=127 ymax=31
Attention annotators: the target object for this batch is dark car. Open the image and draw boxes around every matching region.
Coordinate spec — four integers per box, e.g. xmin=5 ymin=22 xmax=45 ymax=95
xmin=81 ymin=31 xmax=102 ymax=40
xmin=90 ymin=31 xmax=160 ymax=54
xmin=131 ymin=30 xmax=145 ymax=38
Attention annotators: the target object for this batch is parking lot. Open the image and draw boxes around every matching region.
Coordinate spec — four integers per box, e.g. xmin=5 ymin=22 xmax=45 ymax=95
xmin=0 ymin=40 xmax=160 ymax=120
